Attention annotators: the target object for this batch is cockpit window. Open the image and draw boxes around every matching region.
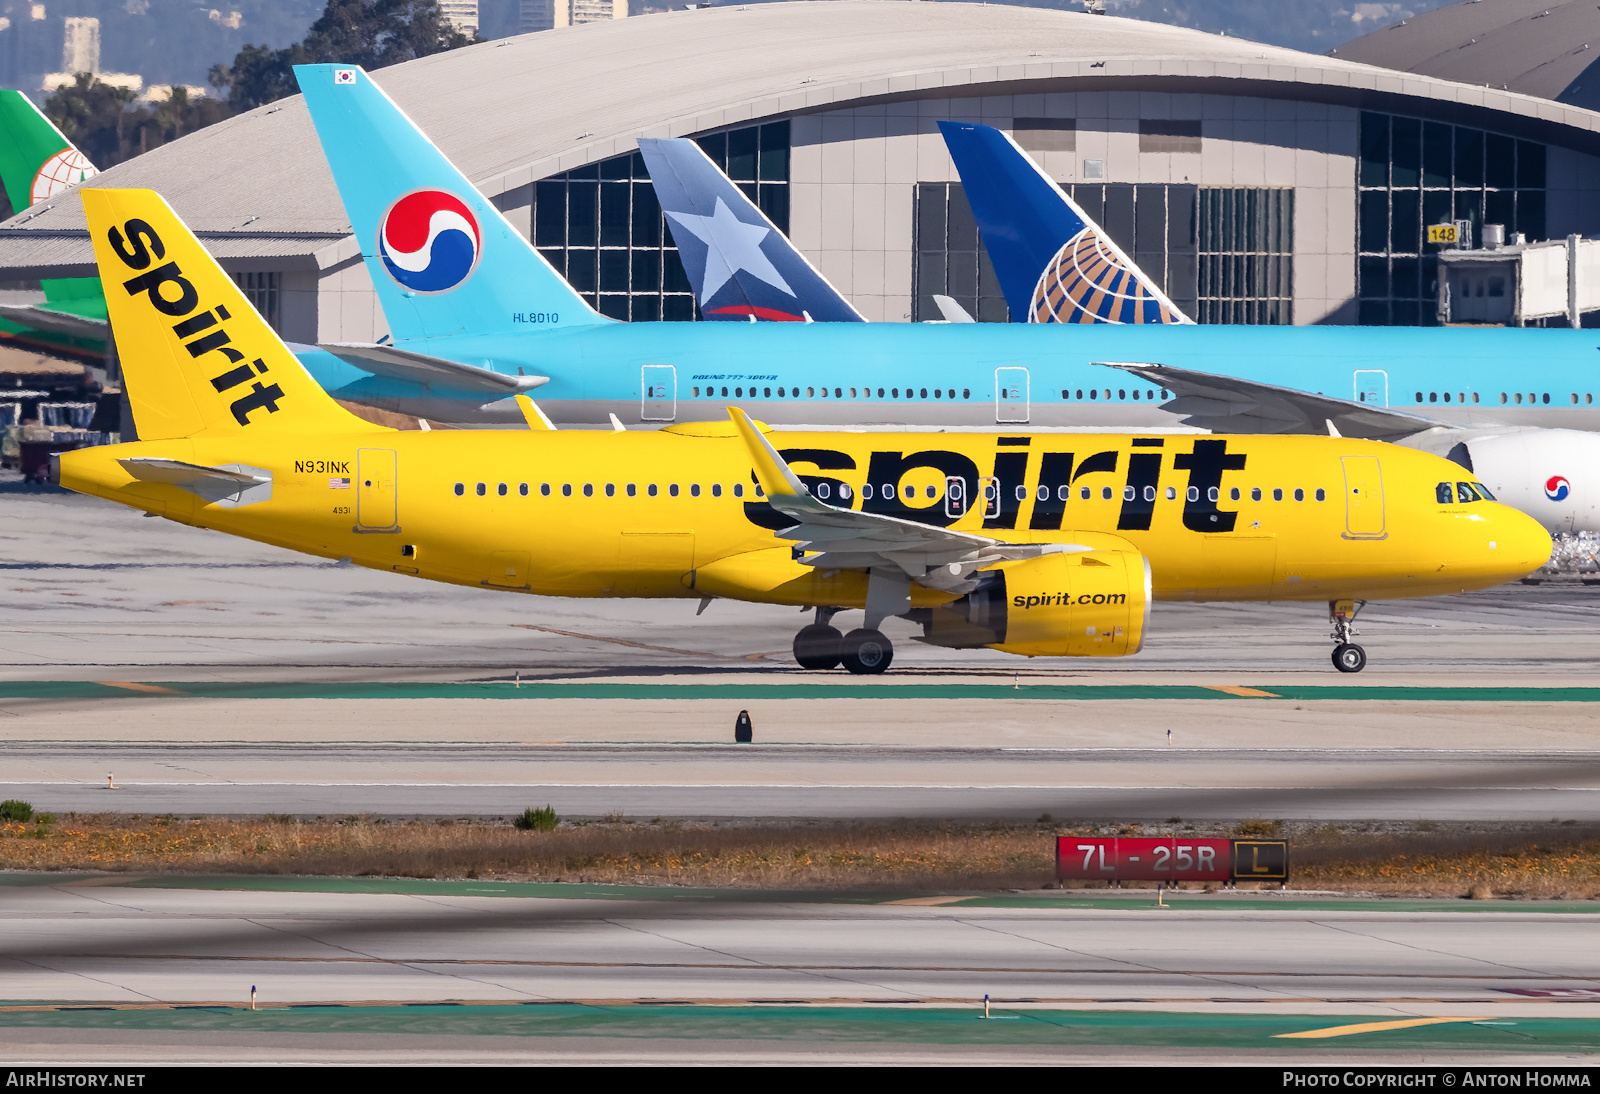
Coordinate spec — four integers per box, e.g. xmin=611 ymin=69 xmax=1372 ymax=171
xmin=1456 ymin=482 xmax=1481 ymax=503
xmin=1473 ymin=482 xmax=1496 ymax=501
xmin=1436 ymin=482 xmax=1453 ymax=504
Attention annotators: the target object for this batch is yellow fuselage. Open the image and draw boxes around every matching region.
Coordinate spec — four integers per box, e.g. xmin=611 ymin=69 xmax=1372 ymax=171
xmin=57 ymin=424 xmax=1551 ymax=609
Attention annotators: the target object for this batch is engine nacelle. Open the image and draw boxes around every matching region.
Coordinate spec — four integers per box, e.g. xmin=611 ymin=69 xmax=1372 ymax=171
xmin=916 ymin=550 xmax=1150 ymax=657
xmin=1449 ymin=429 xmax=1600 ymax=534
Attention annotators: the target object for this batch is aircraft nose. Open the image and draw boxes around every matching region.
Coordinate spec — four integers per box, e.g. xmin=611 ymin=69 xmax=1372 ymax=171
xmin=1493 ymin=504 xmax=1553 ymax=579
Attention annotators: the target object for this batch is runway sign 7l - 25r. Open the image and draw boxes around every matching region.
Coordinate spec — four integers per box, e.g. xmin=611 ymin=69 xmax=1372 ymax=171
xmin=1056 ymin=837 xmax=1232 ymax=883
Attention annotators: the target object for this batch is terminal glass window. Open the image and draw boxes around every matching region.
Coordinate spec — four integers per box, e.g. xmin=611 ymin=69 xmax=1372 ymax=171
xmin=531 ymin=121 xmax=789 ymax=321
xmin=913 ymin=182 xmax=1010 ymax=322
xmin=913 ymin=182 xmax=1288 ymax=324
xmin=231 ymin=271 xmax=280 ymax=331
xmin=1196 ymin=188 xmax=1293 ymax=325
xmin=1358 ymin=111 xmax=1545 ymax=326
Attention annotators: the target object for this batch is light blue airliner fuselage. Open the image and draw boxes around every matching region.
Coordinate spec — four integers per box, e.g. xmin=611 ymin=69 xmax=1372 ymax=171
xmin=300 ymin=321 xmax=1600 ymax=433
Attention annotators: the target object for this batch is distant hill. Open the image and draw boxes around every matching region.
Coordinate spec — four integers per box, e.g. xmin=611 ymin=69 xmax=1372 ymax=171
xmin=0 ymin=0 xmax=324 ymax=91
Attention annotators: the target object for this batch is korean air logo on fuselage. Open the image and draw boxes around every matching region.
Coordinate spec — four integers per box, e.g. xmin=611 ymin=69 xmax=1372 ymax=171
xmin=377 ymin=189 xmax=481 ymax=294
xmin=1546 ymin=475 xmax=1571 ymax=502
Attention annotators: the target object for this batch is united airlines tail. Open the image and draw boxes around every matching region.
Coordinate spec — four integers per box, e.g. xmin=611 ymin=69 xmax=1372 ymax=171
xmin=937 ymin=121 xmax=1191 ymax=325
xmin=637 ymin=137 xmax=864 ymax=322
xmin=294 ymin=64 xmax=607 ymax=339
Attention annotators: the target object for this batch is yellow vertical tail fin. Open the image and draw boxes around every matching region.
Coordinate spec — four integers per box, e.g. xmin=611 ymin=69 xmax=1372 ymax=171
xmin=82 ymin=188 xmax=389 ymax=440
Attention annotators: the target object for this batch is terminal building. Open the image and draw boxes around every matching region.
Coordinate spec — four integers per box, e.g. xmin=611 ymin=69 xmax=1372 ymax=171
xmin=5 ymin=0 xmax=1600 ymax=347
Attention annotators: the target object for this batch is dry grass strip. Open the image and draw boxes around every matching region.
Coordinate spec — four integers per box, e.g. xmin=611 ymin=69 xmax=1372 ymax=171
xmin=2 ymin=815 xmax=1599 ymax=898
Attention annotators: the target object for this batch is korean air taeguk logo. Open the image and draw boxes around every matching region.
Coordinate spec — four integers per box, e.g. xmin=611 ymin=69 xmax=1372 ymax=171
xmin=1545 ymin=475 xmax=1571 ymax=502
xmin=377 ymin=189 xmax=481 ymax=293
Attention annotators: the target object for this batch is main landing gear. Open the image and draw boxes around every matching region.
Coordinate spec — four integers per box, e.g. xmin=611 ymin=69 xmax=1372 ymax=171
xmin=792 ymin=607 xmax=894 ymax=675
xmin=1329 ymin=599 xmax=1368 ymax=673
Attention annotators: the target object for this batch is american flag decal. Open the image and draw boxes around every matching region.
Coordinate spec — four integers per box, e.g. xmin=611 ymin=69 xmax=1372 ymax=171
xmin=330 ymin=477 xmax=351 ymax=489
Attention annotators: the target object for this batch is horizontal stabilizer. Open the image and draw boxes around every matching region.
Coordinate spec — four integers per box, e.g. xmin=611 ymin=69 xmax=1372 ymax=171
xmin=931 ymin=295 xmax=976 ymax=323
xmin=0 ymin=302 xmax=108 ymax=338
xmin=320 ymin=342 xmax=548 ymax=394
xmin=119 ymin=457 xmax=271 ymax=505
xmin=1096 ymin=361 xmax=1443 ymax=441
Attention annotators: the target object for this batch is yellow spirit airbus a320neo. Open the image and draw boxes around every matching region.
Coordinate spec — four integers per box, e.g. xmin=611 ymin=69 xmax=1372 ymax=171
xmin=53 ymin=189 xmax=1553 ymax=674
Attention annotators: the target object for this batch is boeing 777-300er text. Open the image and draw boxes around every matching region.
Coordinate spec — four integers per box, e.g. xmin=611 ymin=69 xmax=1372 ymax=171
xmin=54 ymin=187 xmax=1552 ymax=674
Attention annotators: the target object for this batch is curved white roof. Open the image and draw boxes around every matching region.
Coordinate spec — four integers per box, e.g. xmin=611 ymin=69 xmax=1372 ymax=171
xmin=7 ymin=0 xmax=1600 ymax=275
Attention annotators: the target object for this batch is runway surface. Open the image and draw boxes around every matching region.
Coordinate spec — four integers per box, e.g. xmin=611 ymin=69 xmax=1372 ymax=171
xmin=4 ymin=487 xmax=1600 ymax=821
xmin=3 ymin=744 xmax=1600 ymax=819
xmin=2 ymin=877 xmax=1598 ymax=1062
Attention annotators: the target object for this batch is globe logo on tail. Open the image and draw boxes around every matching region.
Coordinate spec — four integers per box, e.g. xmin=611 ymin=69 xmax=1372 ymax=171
xmin=30 ymin=148 xmax=97 ymax=206
xmin=1029 ymin=229 xmax=1179 ymax=325
xmin=1545 ymin=475 xmax=1571 ymax=502
xmin=377 ymin=189 xmax=481 ymax=294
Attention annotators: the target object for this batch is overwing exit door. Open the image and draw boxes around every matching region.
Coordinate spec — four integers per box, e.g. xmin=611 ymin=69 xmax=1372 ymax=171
xmin=1354 ymin=370 xmax=1388 ymax=406
xmin=642 ymin=365 xmax=677 ymax=421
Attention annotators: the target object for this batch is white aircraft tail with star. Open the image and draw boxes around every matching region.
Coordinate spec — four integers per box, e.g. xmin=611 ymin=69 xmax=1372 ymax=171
xmin=639 ymin=138 xmax=865 ymax=323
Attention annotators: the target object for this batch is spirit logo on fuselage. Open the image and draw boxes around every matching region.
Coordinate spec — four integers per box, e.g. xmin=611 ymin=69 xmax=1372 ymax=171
xmin=745 ymin=437 xmax=1245 ymax=534
xmin=107 ymin=217 xmax=284 ymax=426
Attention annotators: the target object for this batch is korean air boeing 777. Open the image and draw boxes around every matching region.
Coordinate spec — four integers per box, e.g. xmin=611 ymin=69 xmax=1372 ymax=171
xmin=288 ymin=65 xmax=1597 ymax=531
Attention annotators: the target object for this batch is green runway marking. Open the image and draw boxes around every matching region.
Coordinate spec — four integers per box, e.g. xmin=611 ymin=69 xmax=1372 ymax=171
xmin=0 ymin=1004 xmax=1594 ymax=1049
xmin=5 ymin=681 xmax=1600 ymax=702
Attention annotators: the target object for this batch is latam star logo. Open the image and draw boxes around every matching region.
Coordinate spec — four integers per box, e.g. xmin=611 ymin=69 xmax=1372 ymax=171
xmin=1546 ymin=475 xmax=1571 ymax=502
xmin=377 ymin=189 xmax=481 ymax=294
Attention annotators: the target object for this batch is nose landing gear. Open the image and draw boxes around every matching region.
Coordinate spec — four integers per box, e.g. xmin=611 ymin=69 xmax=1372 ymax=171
xmin=1329 ymin=599 xmax=1367 ymax=673
xmin=792 ymin=607 xmax=894 ymax=674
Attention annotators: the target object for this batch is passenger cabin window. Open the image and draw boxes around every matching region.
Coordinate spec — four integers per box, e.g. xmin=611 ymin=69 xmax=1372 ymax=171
xmin=1272 ymin=488 xmax=1283 ymax=501
xmin=540 ymin=483 xmax=551 ymax=497
xmin=562 ymin=484 xmax=572 ymax=497
xmin=1315 ymin=488 xmax=1326 ymax=501
xmin=605 ymin=484 xmax=616 ymax=497
xmin=497 ymin=483 xmax=507 ymax=496
xmin=648 ymin=484 xmax=658 ymax=496
xmin=669 ymin=484 xmax=680 ymax=497
xmin=1251 ymin=488 xmax=1262 ymax=501
xmin=519 ymin=483 xmax=529 ymax=496
xmin=454 ymin=483 xmax=464 ymax=496
xmin=627 ymin=484 xmax=637 ymax=497
xmin=475 ymin=483 xmax=486 ymax=496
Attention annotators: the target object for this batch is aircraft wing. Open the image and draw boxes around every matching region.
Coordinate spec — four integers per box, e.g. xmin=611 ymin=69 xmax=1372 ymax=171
xmin=0 ymin=302 xmax=108 ymax=338
xmin=728 ymin=407 xmax=1083 ymax=578
xmin=318 ymin=342 xmax=549 ymax=394
xmin=1096 ymin=361 xmax=1442 ymax=441
xmin=119 ymin=457 xmax=269 ymax=504
xmin=639 ymin=137 xmax=865 ymax=323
